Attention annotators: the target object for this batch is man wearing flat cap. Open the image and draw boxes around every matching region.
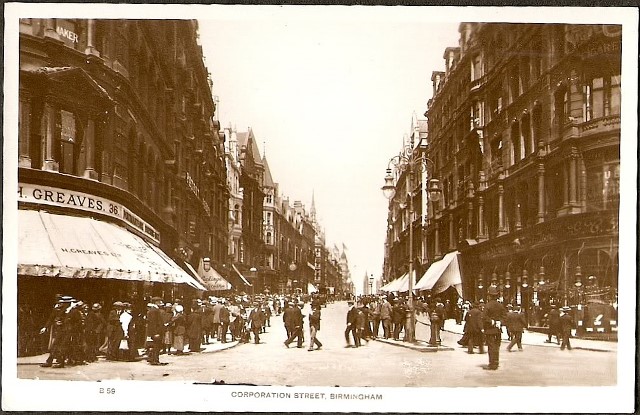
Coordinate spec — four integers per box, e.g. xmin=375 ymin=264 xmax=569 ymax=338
xmin=145 ymin=297 xmax=165 ymax=365
xmin=482 ymin=286 xmax=507 ymax=370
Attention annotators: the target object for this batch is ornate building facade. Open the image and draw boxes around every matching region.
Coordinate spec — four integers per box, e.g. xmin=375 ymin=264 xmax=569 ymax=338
xmin=17 ymin=19 xmax=227 ymax=316
xmin=424 ymin=23 xmax=620 ymax=323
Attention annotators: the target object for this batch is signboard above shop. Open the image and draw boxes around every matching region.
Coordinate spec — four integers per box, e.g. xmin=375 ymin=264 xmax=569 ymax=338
xmin=18 ymin=183 xmax=160 ymax=245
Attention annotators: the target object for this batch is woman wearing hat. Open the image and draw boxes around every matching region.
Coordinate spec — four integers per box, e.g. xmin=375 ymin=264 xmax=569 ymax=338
xmin=170 ymin=305 xmax=187 ymax=355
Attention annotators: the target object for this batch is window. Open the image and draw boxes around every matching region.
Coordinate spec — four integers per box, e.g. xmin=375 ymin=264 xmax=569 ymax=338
xmin=266 ymin=193 xmax=273 ymax=204
xmin=586 ymin=75 xmax=621 ymax=120
xmin=57 ymin=110 xmax=77 ymax=175
xmin=266 ymin=232 xmax=273 ymax=245
xmin=587 ymin=162 xmax=620 ymax=211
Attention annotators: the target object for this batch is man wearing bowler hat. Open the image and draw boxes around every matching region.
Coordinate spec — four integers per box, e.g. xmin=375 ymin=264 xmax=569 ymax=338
xmin=559 ymin=306 xmax=574 ymax=351
xmin=482 ymin=286 xmax=507 ymax=370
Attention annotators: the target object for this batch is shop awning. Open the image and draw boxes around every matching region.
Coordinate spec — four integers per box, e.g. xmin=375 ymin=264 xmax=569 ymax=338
xmin=196 ymin=258 xmax=232 ymax=291
xmin=414 ymin=251 xmax=463 ymax=297
xmin=231 ymin=264 xmax=252 ymax=287
xmin=182 ymin=260 xmax=208 ymax=287
xmin=397 ymin=270 xmax=418 ymax=293
xmin=308 ymin=283 xmax=318 ymax=293
xmin=18 ymin=209 xmax=205 ymax=290
xmin=381 ymin=273 xmax=409 ymax=293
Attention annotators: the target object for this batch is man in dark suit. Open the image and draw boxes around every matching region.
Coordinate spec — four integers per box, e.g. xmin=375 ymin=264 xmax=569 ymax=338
xmin=506 ymin=305 xmax=527 ymax=352
xmin=559 ymin=306 xmax=574 ymax=350
xmin=344 ymin=300 xmax=358 ymax=347
xmin=546 ymin=304 xmax=561 ymax=345
xmin=466 ymin=302 xmax=484 ymax=354
xmin=145 ymin=297 xmax=164 ymax=365
xmin=248 ymin=303 xmax=266 ymax=344
xmin=307 ymin=304 xmax=323 ymax=351
xmin=482 ymin=286 xmax=507 ymax=370
xmin=392 ymin=299 xmax=406 ymax=341
xmin=284 ymin=301 xmax=304 ymax=348
xmin=282 ymin=302 xmax=295 ymax=339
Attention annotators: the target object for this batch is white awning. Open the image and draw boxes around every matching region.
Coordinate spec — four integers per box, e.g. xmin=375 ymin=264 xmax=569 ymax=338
xmin=414 ymin=251 xmax=463 ymax=297
xmin=397 ymin=270 xmax=418 ymax=293
xmin=381 ymin=272 xmax=409 ymax=293
xmin=231 ymin=264 xmax=252 ymax=286
xmin=308 ymin=283 xmax=318 ymax=293
xmin=18 ymin=210 xmax=205 ymax=290
xmin=196 ymin=258 xmax=232 ymax=291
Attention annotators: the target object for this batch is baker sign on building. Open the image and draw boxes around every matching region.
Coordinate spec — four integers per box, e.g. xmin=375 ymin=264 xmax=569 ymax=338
xmin=18 ymin=183 xmax=160 ymax=244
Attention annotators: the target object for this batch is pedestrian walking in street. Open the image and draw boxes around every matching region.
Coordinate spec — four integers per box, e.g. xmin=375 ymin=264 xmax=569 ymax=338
xmin=187 ymin=301 xmax=203 ymax=352
xmin=344 ymin=300 xmax=359 ymax=347
xmin=84 ymin=303 xmax=105 ymax=362
xmin=219 ymin=301 xmax=231 ymax=343
xmin=145 ymin=297 xmax=165 ymax=365
xmin=283 ymin=302 xmax=295 ymax=339
xmin=248 ymin=303 xmax=266 ymax=344
xmin=465 ymin=302 xmax=484 ymax=354
xmin=40 ymin=296 xmax=74 ymax=368
xmin=482 ymin=286 xmax=507 ymax=370
xmin=392 ymin=299 xmax=406 ymax=341
xmin=546 ymin=304 xmax=561 ymax=345
xmin=202 ymin=301 xmax=214 ymax=344
xmin=380 ymin=297 xmax=393 ymax=339
xmin=307 ymin=304 xmax=323 ymax=351
xmin=506 ymin=305 xmax=527 ymax=352
xmin=211 ymin=298 xmax=223 ymax=342
xmin=106 ymin=301 xmax=125 ymax=361
xmin=371 ymin=298 xmax=381 ymax=338
xmin=170 ymin=305 xmax=186 ymax=355
xmin=355 ymin=303 xmax=367 ymax=345
xmin=161 ymin=304 xmax=173 ymax=354
xmin=119 ymin=303 xmax=136 ymax=361
xmin=284 ymin=301 xmax=304 ymax=348
xmin=560 ymin=306 xmax=574 ymax=351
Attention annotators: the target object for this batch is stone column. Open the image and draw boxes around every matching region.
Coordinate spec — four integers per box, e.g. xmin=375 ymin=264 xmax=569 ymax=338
xmin=478 ymin=194 xmax=487 ymax=240
xmin=434 ymin=221 xmax=441 ymax=259
xmin=19 ymin=95 xmax=32 ymax=167
xmin=448 ymin=213 xmax=455 ymax=250
xmin=579 ymin=157 xmax=587 ymax=210
xmin=83 ymin=118 xmax=98 ymax=180
xmin=42 ymin=102 xmax=58 ymax=171
xmin=43 ymin=18 xmax=60 ymax=40
xmin=537 ymin=163 xmax=545 ymax=223
xmin=569 ymin=150 xmax=578 ymax=206
xmin=85 ymin=19 xmax=99 ymax=56
xmin=498 ymin=182 xmax=507 ymax=235
xmin=562 ymin=163 xmax=569 ymax=208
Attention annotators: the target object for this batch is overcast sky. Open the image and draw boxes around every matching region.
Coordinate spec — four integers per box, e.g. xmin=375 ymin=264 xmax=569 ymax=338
xmin=198 ymin=9 xmax=460 ymax=293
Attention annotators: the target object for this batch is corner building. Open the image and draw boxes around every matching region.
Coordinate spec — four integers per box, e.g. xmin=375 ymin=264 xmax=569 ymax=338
xmin=17 ymin=19 xmax=228 ymax=331
xmin=425 ymin=23 xmax=620 ymax=328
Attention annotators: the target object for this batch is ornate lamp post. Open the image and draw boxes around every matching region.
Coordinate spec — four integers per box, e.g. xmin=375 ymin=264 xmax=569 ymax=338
xmin=381 ymin=136 xmax=441 ymax=343
xmin=369 ymin=275 xmax=374 ymax=296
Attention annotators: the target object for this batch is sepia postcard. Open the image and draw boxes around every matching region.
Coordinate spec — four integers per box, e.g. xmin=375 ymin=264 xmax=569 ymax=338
xmin=2 ymin=3 xmax=637 ymax=413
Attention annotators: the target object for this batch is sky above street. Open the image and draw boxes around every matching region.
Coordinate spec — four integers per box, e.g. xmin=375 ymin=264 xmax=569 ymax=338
xmin=198 ymin=8 xmax=460 ymax=292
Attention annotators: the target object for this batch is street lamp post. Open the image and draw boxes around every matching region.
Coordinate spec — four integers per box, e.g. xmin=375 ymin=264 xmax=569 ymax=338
xmin=369 ymin=275 xmax=374 ymax=296
xmin=382 ymin=136 xmax=441 ymax=343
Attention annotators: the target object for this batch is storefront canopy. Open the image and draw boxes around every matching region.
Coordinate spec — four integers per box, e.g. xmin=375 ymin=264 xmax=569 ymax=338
xmin=18 ymin=209 xmax=205 ymax=290
xmin=381 ymin=272 xmax=410 ymax=293
xmin=414 ymin=251 xmax=463 ymax=297
xmin=397 ymin=270 xmax=418 ymax=293
xmin=231 ymin=264 xmax=252 ymax=287
xmin=196 ymin=258 xmax=232 ymax=291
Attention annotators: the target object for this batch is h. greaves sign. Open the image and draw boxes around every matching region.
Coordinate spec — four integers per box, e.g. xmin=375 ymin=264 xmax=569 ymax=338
xmin=18 ymin=183 xmax=160 ymax=244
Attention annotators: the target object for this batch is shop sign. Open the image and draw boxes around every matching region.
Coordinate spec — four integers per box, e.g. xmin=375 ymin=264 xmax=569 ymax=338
xmin=56 ymin=22 xmax=79 ymax=47
xmin=18 ymin=183 xmax=160 ymax=244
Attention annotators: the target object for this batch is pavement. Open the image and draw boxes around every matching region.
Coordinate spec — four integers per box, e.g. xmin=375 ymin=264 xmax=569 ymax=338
xmin=372 ymin=313 xmax=616 ymax=353
xmin=17 ymin=338 xmax=240 ymax=366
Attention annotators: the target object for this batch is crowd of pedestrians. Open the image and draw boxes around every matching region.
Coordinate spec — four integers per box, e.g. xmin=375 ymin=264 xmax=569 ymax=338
xmin=37 ymin=293 xmax=288 ymax=368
